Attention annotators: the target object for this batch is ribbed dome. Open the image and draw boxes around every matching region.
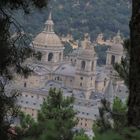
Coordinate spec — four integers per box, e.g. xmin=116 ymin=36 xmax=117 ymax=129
xmin=110 ymin=31 xmax=123 ymax=52
xmin=33 ymin=12 xmax=63 ymax=48
xmin=79 ymin=34 xmax=96 ymax=58
xmin=79 ymin=48 xmax=95 ymax=58
xmin=111 ymin=43 xmax=123 ymax=52
xmin=33 ymin=32 xmax=62 ymax=47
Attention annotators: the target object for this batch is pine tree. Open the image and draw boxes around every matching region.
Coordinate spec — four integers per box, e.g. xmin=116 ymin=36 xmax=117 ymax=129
xmin=128 ymin=0 xmax=140 ymax=127
xmin=22 ymin=88 xmax=77 ymax=140
xmin=0 ymin=1 xmax=48 ymax=139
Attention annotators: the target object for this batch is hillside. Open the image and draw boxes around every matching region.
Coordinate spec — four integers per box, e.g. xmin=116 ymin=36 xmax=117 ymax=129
xmin=14 ymin=0 xmax=131 ymax=41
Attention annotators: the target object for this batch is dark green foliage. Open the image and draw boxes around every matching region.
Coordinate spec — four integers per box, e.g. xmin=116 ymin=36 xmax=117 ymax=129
xmin=95 ymin=45 xmax=108 ymax=65
xmin=114 ymin=39 xmax=130 ymax=87
xmin=0 ymin=1 xmax=48 ymax=139
xmin=13 ymin=0 xmax=131 ymax=41
xmin=128 ymin=0 xmax=140 ymax=127
xmin=93 ymin=98 xmax=127 ymax=136
xmin=22 ymin=88 xmax=77 ymax=140
xmin=73 ymin=132 xmax=90 ymax=140
xmin=93 ymin=127 xmax=140 ymax=140
xmin=92 ymin=98 xmax=140 ymax=140
xmin=64 ymin=43 xmax=73 ymax=56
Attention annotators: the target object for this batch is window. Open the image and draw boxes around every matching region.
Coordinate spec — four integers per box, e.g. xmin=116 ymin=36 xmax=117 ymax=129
xmin=104 ymin=78 xmax=107 ymax=86
xmin=81 ymin=61 xmax=86 ymax=70
xmin=80 ymin=77 xmax=83 ymax=80
xmin=26 ymin=101 xmax=28 ymax=104
xmin=91 ymin=61 xmax=94 ymax=71
xmin=80 ymin=83 xmax=82 ymax=87
xmin=48 ymin=53 xmax=53 ymax=62
xmin=33 ymin=103 xmax=36 ymax=105
xmin=24 ymin=82 xmax=26 ymax=87
xmin=85 ymin=123 xmax=87 ymax=127
xmin=25 ymin=95 xmax=28 ymax=97
xmin=31 ymin=96 xmax=34 ymax=98
xmin=59 ymin=53 xmax=62 ymax=61
xmin=111 ymin=55 xmax=115 ymax=65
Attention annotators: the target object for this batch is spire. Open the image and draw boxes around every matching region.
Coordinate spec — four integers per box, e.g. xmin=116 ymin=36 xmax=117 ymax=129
xmin=104 ymin=80 xmax=114 ymax=102
xmin=44 ymin=11 xmax=54 ymax=32
xmin=48 ymin=11 xmax=52 ymax=20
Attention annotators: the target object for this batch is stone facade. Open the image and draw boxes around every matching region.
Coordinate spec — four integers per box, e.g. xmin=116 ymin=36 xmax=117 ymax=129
xmin=10 ymin=13 xmax=128 ymax=131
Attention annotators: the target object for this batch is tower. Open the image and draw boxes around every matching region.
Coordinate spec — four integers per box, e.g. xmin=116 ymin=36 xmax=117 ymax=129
xmin=74 ymin=34 xmax=97 ymax=99
xmin=106 ymin=31 xmax=124 ymax=77
xmin=32 ymin=11 xmax=64 ymax=70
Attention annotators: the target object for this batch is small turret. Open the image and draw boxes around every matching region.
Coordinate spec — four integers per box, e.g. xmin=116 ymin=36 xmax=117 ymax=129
xmin=104 ymin=80 xmax=114 ymax=102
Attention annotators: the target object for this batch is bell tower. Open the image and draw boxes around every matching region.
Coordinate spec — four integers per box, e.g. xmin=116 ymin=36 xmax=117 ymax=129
xmin=74 ymin=34 xmax=97 ymax=99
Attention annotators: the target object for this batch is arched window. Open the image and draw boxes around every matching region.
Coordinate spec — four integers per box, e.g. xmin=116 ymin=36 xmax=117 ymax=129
xmin=111 ymin=55 xmax=115 ymax=65
xmin=91 ymin=61 xmax=94 ymax=71
xmin=104 ymin=78 xmax=107 ymax=86
xmin=59 ymin=53 xmax=62 ymax=61
xmin=24 ymin=82 xmax=26 ymax=87
xmin=81 ymin=61 xmax=86 ymax=70
xmin=48 ymin=53 xmax=53 ymax=62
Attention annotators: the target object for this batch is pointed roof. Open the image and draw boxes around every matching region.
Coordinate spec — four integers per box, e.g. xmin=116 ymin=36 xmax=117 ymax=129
xmin=48 ymin=11 xmax=52 ymax=20
xmin=44 ymin=11 xmax=54 ymax=32
xmin=104 ymin=80 xmax=114 ymax=101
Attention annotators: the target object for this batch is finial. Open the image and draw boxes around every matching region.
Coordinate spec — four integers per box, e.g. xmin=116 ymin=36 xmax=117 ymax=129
xmin=117 ymin=30 xmax=121 ymax=36
xmin=48 ymin=7 xmax=52 ymax=20
xmin=44 ymin=7 xmax=54 ymax=32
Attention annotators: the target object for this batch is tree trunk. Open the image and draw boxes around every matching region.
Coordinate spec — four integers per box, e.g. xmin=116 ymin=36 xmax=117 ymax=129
xmin=128 ymin=0 xmax=140 ymax=127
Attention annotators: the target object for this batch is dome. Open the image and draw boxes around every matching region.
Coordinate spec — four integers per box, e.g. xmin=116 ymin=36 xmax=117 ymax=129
xmin=78 ymin=34 xmax=96 ymax=58
xmin=111 ymin=43 xmax=123 ymax=52
xmin=110 ymin=31 xmax=123 ymax=52
xmin=79 ymin=48 xmax=95 ymax=58
xmin=33 ymin=32 xmax=63 ymax=47
xmin=32 ymin=12 xmax=63 ymax=48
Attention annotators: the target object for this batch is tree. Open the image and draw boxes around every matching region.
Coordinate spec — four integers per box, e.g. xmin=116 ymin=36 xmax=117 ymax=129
xmin=73 ymin=133 xmax=90 ymax=140
xmin=22 ymin=88 xmax=77 ymax=140
xmin=127 ymin=0 xmax=140 ymax=127
xmin=92 ymin=98 xmax=140 ymax=140
xmin=93 ymin=97 xmax=127 ymax=134
xmin=114 ymin=39 xmax=130 ymax=87
xmin=0 ymin=0 xmax=48 ymax=139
